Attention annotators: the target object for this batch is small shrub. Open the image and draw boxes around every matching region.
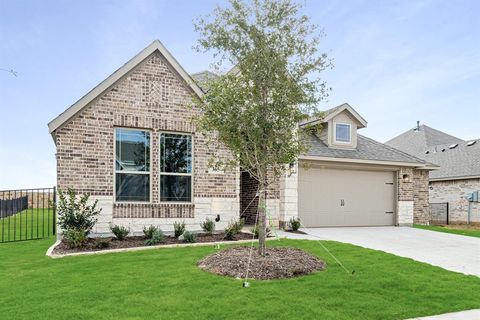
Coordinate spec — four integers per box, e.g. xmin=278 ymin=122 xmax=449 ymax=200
xmin=63 ymin=229 xmax=87 ymax=249
xmin=183 ymin=231 xmax=197 ymax=243
xmin=143 ymin=225 xmax=159 ymax=239
xmin=95 ymin=238 xmax=111 ymax=249
xmin=145 ymin=230 xmax=164 ymax=246
xmin=251 ymin=225 xmax=272 ymax=238
xmin=224 ymin=218 xmax=245 ymax=240
xmin=57 ymin=188 xmax=102 ymax=235
xmin=289 ymin=217 xmax=301 ymax=231
xmin=110 ymin=224 xmax=129 ymax=240
xmin=200 ymin=218 xmax=215 ymax=235
xmin=173 ymin=221 xmax=186 ymax=238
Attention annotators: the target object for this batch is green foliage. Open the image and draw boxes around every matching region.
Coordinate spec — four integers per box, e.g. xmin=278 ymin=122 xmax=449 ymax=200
xmin=200 ymin=218 xmax=215 ymax=235
xmin=63 ymin=229 xmax=87 ymax=249
xmin=289 ymin=217 xmax=301 ymax=231
xmin=57 ymin=188 xmax=101 ymax=235
xmin=109 ymin=224 xmax=129 ymax=241
xmin=144 ymin=230 xmax=164 ymax=246
xmin=173 ymin=221 xmax=186 ymax=238
xmin=95 ymin=238 xmax=111 ymax=249
xmin=183 ymin=231 xmax=197 ymax=243
xmin=224 ymin=218 xmax=245 ymax=240
xmin=143 ymin=225 xmax=159 ymax=239
xmin=193 ymin=0 xmax=331 ymax=179
xmin=251 ymin=224 xmax=271 ymax=238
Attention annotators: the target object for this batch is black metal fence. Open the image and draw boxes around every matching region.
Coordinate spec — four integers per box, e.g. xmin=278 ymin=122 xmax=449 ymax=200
xmin=0 ymin=187 xmax=56 ymax=243
xmin=429 ymin=202 xmax=449 ymax=225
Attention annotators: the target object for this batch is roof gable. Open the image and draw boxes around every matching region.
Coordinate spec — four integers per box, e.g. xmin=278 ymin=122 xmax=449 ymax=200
xmin=48 ymin=40 xmax=203 ymax=135
xmin=300 ymin=103 xmax=368 ymax=129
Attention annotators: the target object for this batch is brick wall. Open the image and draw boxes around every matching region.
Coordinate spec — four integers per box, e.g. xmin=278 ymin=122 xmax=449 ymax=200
xmin=413 ymin=169 xmax=429 ymax=224
xmin=55 ymin=51 xmax=237 ymax=219
xmin=239 ymin=170 xmax=280 ymax=225
xmin=430 ymin=178 xmax=480 ymax=223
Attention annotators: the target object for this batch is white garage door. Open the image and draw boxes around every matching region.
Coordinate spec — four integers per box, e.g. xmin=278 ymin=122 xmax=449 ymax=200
xmin=298 ymin=166 xmax=395 ymax=227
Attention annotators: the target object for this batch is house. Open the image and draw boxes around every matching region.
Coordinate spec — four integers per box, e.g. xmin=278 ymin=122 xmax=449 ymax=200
xmin=48 ymin=40 xmax=433 ymax=235
xmin=387 ymin=123 xmax=480 ymax=224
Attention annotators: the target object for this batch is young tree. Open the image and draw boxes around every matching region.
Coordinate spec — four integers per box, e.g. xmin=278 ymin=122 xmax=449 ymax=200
xmin=194 ymin=0 xmax=331 ymax=255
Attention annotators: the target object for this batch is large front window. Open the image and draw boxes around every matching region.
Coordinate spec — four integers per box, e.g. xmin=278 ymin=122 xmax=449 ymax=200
xmin=115 ymin=128 xmax=150 ymax=202
xmin=160 ymin=133 xmax=192 ymax=202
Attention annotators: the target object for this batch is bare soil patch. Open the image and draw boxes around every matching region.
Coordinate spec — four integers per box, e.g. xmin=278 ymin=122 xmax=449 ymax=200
xmin=198 ymin=247 xmax=326 ymax=280
xmin=52 ymin=232 xmax=253 ymax=255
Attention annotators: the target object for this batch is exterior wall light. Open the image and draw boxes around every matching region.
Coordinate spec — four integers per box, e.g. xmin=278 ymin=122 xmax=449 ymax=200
xmin=402 ymin=174 xmax=410 ymax=183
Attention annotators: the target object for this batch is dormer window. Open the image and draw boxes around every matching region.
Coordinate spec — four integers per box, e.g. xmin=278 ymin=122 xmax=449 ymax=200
xmin=335 ymin=123 xmax=351 ymax=143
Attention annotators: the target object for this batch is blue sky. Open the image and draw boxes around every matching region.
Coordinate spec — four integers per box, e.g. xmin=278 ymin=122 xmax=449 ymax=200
xmin=0 ymin=0 xmax=479 ymax=189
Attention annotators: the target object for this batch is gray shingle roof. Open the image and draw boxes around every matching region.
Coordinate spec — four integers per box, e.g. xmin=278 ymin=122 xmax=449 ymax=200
xmin=386 ymin=124 xmax=464 ymax=160
xmin=386 ymin=125 xmax=480 ymax=180
xmin=424 ymin=140 xmax=480 ymax=179
xmin=303 ymin=133 xmax=425 ymax=164
xmin=190 ymin=71 xmax=219 ymax=92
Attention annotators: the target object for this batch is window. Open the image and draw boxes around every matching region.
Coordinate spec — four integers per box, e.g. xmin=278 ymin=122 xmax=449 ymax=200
xmin=160 ymin=133 xmax=192 ymax=202
xmin=115 ymin=128 xmax=150 ymax=202
xmin=335 ymin=123 xmax=351 ymax=143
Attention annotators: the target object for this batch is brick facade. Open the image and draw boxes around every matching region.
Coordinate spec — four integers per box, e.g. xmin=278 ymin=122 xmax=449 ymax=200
xmin=430 ymin=178 xmax=480 ymax=224
xmin=413 ymin=169 xmax=429 ymax=224
xmin=55 ymin=52 xmax=237 ymax=221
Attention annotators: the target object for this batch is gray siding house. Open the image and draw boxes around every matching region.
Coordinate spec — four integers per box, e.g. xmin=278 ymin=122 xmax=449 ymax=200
xmin=48 ymin=40 xmax=433 ymax=235
xmin=387 ymin=124 xmax=480 ymax=224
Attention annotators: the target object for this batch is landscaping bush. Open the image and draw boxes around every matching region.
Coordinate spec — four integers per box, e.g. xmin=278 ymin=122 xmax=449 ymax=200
xmin=95 ymin=238 xmax=111 ymax=249
xmin=183 ymin=231 xmax=197 ymax=243
xmin=200 ymin=218 xmax=215 ymax=235
xmin=143 ymin=225 xmax=159 ymax=239
xmin=224 ymin=218 xmax=245 ymax=240
xmin=289 ymin=217 xmax=301 ymax=231
xmin=63 ymin=229 xmax=87 ymax=249
xmin=145 ymin=230 xmax=164 ymax=246
xmin=57 ymin=188 xmax=101 ymax=235
xmin=173 ymin=221 xmax=186 ymax=238
xmin=251 ymin=225 xmax=272 ymax=238
xmin=109 ymin=224 xmax=129 ymax=240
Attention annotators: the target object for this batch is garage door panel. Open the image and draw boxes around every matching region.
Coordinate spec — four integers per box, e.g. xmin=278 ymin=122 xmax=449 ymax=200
xmin=298 ymin=166 xmax=395 ymax=227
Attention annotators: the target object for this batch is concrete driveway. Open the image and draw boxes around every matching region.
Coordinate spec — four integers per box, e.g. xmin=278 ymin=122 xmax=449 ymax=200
xmin=278 ymin=226 xmax=480 ymax=276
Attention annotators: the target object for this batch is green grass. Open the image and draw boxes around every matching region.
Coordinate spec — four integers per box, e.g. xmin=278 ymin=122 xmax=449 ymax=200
xmin=0 ymin=208 xmax=54 ymax=242
xmin=414 ymin=224 xmax=480 ymax=238
xmin=0 ymin=238 xmax=479 ymax=320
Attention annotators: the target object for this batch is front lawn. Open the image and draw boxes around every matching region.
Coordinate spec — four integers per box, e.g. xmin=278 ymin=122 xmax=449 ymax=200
xmin=414 ymin=224 xmax=480 ymax=238
xmin=0 ymin=238 xmax=479 ymax=320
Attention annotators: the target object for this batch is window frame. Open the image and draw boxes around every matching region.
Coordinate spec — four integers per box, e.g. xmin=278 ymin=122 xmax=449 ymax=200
xmin=113 ymin=127 xmax=152 ymax=203
xmin=159 ymin=131 xmax=194 ymax=204
xmin=334 ymin=122 xmax=352 ymax=144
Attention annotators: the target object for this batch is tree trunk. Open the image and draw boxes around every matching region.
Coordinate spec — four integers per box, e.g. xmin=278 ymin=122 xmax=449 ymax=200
xmin=257 ymin=178 xmax=267 ymax=256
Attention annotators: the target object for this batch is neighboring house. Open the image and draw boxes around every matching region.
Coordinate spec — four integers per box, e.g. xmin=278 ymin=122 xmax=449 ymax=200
xmin=387 ymin=123 xmax=480 ymax=224
xmin=48 ymin=40 xmax=433 ymax=235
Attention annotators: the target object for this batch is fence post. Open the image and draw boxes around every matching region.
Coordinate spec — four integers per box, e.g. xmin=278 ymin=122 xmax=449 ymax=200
xmin=52 ymin=186 xmax=57 ymax=235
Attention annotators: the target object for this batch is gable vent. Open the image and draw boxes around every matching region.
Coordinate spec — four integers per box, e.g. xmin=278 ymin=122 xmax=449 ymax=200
xmin=467 ymin=140 xmax=477 ymax=146
xmin=449 ymin=144 xmax=458 ymax=149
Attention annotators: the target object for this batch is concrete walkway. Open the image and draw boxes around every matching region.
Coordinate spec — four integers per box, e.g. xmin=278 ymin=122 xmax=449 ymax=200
xmin=407 ymin=309 xmax=480 ymax=320
xmin=277 ymin=226 xmax=480 ymax=276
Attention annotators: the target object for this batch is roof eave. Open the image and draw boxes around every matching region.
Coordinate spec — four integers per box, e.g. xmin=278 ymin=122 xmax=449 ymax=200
xmin=298 ymin=155 xmax=425 ymax=168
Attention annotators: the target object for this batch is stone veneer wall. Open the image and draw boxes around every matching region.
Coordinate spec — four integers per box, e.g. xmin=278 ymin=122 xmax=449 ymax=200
xmin=54 ymin=52 xmax=239 ymax=234
xmin=397 ymin=168 xmax=414 ymax=225
xmin=430 ymin=178 xmax=480 ymax=224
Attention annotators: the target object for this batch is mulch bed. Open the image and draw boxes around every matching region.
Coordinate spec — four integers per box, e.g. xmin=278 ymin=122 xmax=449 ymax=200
xmin=52 ymin=232 xmax=253 ymax=255
xmin=198 ymin=247 xmax=326 ymax=280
